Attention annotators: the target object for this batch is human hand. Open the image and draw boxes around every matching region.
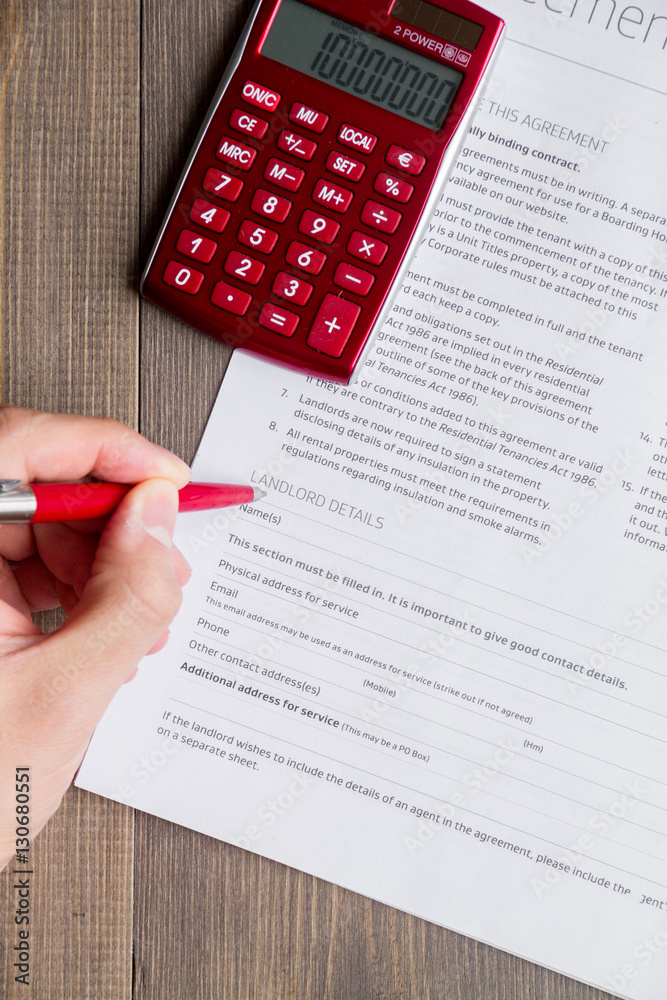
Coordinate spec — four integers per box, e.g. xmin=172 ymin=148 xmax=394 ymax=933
xmin=0 ymin=407 xmax=192 ymax=870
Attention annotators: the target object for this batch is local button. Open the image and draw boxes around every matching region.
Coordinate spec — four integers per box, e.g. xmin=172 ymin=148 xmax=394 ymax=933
xmin=337 ymin=123 xmax=377 ymax=155
xmin=307 ymin=294 xmax=361 ymax=357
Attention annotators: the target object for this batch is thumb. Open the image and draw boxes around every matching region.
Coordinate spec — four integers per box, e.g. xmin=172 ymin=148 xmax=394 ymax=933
xmin=24 ymin=478 xmax=183 ymax=722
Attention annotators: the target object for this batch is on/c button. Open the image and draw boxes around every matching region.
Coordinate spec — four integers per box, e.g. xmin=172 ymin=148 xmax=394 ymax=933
xmin=307 ymin=294 xmax=361 ymax=357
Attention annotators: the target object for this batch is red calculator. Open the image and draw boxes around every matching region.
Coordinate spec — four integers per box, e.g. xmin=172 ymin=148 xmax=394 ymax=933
xmin=141 ymin=0 xmax=504 ymax=383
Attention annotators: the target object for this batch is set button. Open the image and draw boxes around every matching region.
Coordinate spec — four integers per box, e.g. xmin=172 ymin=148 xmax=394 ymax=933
xmin=325 ymin=151 xmax=365 ymax=182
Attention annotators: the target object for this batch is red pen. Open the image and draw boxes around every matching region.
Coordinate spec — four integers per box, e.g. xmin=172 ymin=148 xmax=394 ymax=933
xmin=0 ymin=480 xmax=265 ymax=523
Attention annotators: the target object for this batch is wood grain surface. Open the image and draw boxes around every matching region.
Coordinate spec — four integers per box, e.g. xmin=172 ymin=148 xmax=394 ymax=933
xmin=0 ymin=2 xmax=616 ymax=998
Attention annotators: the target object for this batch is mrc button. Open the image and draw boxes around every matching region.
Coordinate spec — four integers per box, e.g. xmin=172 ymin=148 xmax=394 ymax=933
xmin=337 ymin=124 xmax=377 ymax=155
xmin=241 ymin=80 xmax=281 ymax=111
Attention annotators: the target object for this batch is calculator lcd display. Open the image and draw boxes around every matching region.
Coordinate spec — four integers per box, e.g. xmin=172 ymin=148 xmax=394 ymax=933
xmin=262 ymin=0 xmax=463 ymax=130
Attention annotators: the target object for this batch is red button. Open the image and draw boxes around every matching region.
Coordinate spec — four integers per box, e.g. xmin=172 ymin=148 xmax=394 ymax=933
xmin=272 ymin=271 xmax=313 ymax=306
xmin=361 ymin=200 xmax=402 ymax=234
xmin=216 ymin=137 xmax=257 ymax=171
xmin=307 ymin=294 xmax=361 ymax=357
xmin=277 ymin=130 xmax=318 ymax=161
xmin=241 ymin=80 xmax=281 ymax=112
xmin=211 ymin=280 xmax=252 ymax=315
xmin=333 ymin=262 xmax=374 ymax=296
xmin=386 ymin=144 xmax=426 ymax=176
xmin=347 ymin=230 xmax=389 ymax=265
xmin=163 ymin=261 xmax=204 ymax=294
xmin=176 ymin=228 xmax=218 ymax=263
xmin=312 ymin=179 xmax=353 ymax=214
xmin=264 ymin=157 xmax=305 ymax=192
xmin=202 ymin=168 xmax=244 ymax=202
xmin=251 ymin=188 xmax=292 ymax=222
xmin=237 ymin=220 xmax=279 ymax=254
xmin=229 ymin=108 xmax=269 ymax=140
xmin=285 ymin=241 xmax=327 ymax=275
xmin=224 ymin=250 xmax=265 ymax=285
xmin=288 ymin=102 xmax=329 ymax=133
xmin=298 ymin=210 xmax=340 ymax=244
xmin=258 ymin=303 xmax=300 ymax=337
xmin=337 ymin=123 xmax=377 ymax=155
xmin=325 ymin=151 xmax=365 ymax=182
xmin=189 ymin=198 xmax=230 ymax=233
xmin=373 ymin=172 xmax=414 ymax=204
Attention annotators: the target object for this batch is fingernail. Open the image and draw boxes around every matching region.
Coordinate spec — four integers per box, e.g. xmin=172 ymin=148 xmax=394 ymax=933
xmin=141 ymin=480 xmax=179 ymax=549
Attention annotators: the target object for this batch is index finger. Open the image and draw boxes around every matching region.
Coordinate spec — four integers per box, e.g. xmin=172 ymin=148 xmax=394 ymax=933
xmin=0 ymin=407 xmax=191 ymax=487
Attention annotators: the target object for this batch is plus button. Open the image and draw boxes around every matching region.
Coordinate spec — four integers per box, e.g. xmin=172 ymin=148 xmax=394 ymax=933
xmin=307 ymin=294 xmax=361 ymax=358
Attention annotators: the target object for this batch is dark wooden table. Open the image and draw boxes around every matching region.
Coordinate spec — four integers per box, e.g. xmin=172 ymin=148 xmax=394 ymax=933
xmin=0 ymin=3 xmax=617 ymax=997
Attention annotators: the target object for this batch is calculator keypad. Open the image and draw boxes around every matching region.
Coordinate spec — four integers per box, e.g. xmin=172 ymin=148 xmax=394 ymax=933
xmin=153 ymin=76 xmax=429 ymax=374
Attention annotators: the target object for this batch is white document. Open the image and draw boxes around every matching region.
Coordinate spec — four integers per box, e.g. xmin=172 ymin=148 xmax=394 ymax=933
xmin=77 ymin=4 xmax=667 ymax=997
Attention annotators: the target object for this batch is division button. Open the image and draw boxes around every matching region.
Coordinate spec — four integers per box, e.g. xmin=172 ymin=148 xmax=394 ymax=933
xmin=258 ymin=302 xmax=300 ymax=337
xmin=307 ymin=294 xmax=361 ymax=357
xmin=360 ymin=199 xmax=402 ymax=234
xmin=211 ymin=280 xmax=252 ymax=315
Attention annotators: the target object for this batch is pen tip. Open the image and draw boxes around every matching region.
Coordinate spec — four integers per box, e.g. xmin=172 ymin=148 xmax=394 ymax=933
xmin=252 ymin=488 xmax=267 ymax=501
